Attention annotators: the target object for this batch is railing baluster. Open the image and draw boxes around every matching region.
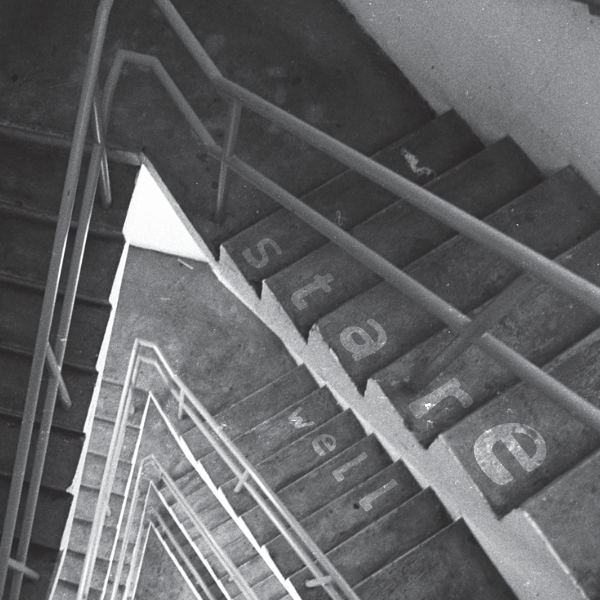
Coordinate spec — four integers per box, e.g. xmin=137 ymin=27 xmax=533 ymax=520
xmin=92 ymin=91 xmax=112 ymax=209
xmin=215 ymin=99 xmax=242 ymax=223
xmin=44 ymin=343 xmax=72 ymax=410
xmin=408 ymin=275 xmax=536 ymax=392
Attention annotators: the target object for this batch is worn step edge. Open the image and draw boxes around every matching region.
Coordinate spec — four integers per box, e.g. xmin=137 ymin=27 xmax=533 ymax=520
xmin=212 ymin=243 xmax=587 ymax=600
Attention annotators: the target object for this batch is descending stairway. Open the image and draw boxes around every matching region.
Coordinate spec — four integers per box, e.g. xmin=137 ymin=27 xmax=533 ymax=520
xmin=155 ymin=363 xmax=518 ymax=599
xmin=0 ymin=128 xmax=139 ymax=599
xmin=209 ymin=104 xmax=600 ymax=597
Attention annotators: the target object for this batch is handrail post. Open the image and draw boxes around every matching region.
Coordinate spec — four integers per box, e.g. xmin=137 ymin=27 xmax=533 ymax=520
xmin=92 ymin=90 xmax=113 ymax=209
xmin=215 ymin=99 xmax=242 ymax=223
xmin=408 ymin=274 xmax=536 ymax=391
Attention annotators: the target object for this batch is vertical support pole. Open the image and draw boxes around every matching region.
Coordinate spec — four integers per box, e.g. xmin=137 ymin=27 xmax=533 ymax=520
xmin=215 ymin=99 xmax=242 ymax=223
xmin=409 ymin=275 xmax=535 ymax=391
xmin=92 ymin=91 xmax=113 ymax=209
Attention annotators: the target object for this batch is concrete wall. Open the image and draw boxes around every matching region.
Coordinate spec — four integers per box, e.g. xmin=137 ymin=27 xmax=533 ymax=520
xmin=338 ymin=0 xmax=600 ymax=191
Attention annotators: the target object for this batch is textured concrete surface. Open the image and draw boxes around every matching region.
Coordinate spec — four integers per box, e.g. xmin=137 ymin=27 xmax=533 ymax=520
xmin=135 ymin=528 xmax=197 ymax=600
xmin=104 ymin=246 xmax=296 ymax=409
xmin=0 ymin=0 xmax=432 ymax=251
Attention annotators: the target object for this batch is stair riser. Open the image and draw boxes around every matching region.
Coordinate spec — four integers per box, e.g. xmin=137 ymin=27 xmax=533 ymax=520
xmin=0 ymin=213 xmax=124 ymax=299
xmin=0 ymin=282 xmax=110 ymax=368
xmin=0 ymin=348 xmax=97 ymax=433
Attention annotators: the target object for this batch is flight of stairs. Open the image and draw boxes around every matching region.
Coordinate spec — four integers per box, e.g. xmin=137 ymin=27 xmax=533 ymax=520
xmin=207 ymin=105 xmax=600 ymax=598
xmin=0 ymin=127 xmax=139 ymax=600
xmin=149 ymin=363 xmax=519 ymax=599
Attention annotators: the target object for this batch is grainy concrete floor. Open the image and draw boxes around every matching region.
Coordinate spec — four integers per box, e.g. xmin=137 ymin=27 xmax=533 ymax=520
xmin=102 ymin=245 xmax=297 ymax=598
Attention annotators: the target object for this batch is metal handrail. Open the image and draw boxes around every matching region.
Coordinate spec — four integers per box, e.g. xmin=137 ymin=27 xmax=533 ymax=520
xmin=150 ymin=509 xmax=220 ymax=600
xmin=138 ymin=340 xmax=361 ymax=600
xmin=80 ymin=340 xmax=360 ymax=600
xmin=6 ymin=0 xmax=600 ymax=593
xmin=94 ymin=3 xmax=600 ymax=430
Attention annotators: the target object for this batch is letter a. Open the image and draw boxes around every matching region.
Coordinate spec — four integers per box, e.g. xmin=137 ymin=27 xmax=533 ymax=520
xmin=242 ymin=238 xmax=282 ymax=269
xmin=474 ymin=423 xmax=547 ymax=485
xmin=340 ymin=319 xmax=387 ymax=361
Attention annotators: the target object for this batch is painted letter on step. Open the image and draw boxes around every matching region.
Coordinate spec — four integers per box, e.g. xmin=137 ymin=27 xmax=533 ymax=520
xmin=359 ymin=480 xmax=398 ymax=511
xmin=313 ymin=434 xmax=336 ymax=457
xmin=291 ymin=274 xmax=334 ymax=310
xmin=288 ymin=407 xmax=315 ymax=429
xmin=332 ymin=452 xmax=368 ymax=482
xmin=340 ymin=319 xmax=387 ymax=361
xmin=242 ymin=238 xmax=282 ymax=268
xmin=409 ymin=378 xmax=473 ymax=419
xmin=474 ymin=423 xmax=547 ymax=485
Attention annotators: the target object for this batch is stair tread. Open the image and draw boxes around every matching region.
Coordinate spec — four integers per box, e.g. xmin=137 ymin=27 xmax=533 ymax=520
xmin=0 ymin=133 xmax=137 ymax=231
xmin=315 ymin=165 xmax=600 ymax=391
xmin=374 ymin=231 xmax=600 ymax=451
xmin=0 ymin=210 xmax=124 ymax=299
xmin=81 ymin=452 xmax=132 ymax=496
xmin=76 ymin=485 xmax=125 ymax=529
xmin=264 ymin=137 xmax=542 ymax=338
xmin=69 ymin=517 xmax=118 ymax=562
xmin=221 ymin=410 xmax=365 ymax=514
xmin=290 ymin=488 xmax=450 ymax=597
xmin=0 ymin=346 xmax=97 ymax=433
xmin=88 ymin=416 xmax=140 ymax=463
xmin=0 ymin=475 xmax=72 ymax=550
xmin=355 ymin=520 xmax=517 ymax=600
xmin=0 ymin=416 xmax=83 ymax=490
xmin=266 ymin=460 xmax=422 ymax=577
xmin=197 ymin=386 xmax=342 ymax=488
xmin=242 ymin=435 xmax=392 ymax=545
xmin=10 ymin=542 xmax=58 ymax=600
xmin=220 ymin=110 xmax=483 ymax=285
xmin=444 ymin=326 xmax=600 ymax=515
xmin=0 ymin=278 xmax=111 ymax=367
xmin=183 ymin=365 xmax=318 ymax=459
xmin=523 ymin=448 xmax=600 ymax=599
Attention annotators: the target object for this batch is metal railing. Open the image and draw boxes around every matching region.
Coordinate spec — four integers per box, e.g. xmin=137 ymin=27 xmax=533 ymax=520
xmin=5 ymin=0 xmax=600 ymax=594
xmin=79 ymin=339 xmax=360 ymax=600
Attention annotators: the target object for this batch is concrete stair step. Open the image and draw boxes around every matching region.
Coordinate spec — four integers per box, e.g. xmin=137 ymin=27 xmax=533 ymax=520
xmin=77 ymin=485 xmax=125 ymax=530
xmin=263 ymin=137 xmax=542 ymax=339
xmin=220 ymin=110 xmax=483 ymax=288
xmin=372 ymin=227 xmax=600 ymax=448
xmin=289 ymin=488 xmax=450 ymax=599
xmin=0 ymin=207 xmax=124 ymax=299
xmin=266 ymin=460 xmax=422 ymax=577
xmin=240 ymin=573 xmax=290 ymax=600
xmin=220 ymin=410 xmax=365 ymax=515
xmin=0 ymin=416 xmax=83 ymax=491
xmin=0 ymin=475 xmax=72 ymax=551
xmin=88 ymin=417 xmax=140 ymax=463
xmin=444 ymin=326 xmax=600 ymax=516
xmin=61 ymin=548 xmax=110 ymax=592
xmin=69 ymin=517 xmax=119 ymax=562
xmin=7 ymin=542 xmax=58 ymax=600
xmin=182 ymin=365 xmax=318 ymax=459
xmin=197 ymin=387 xmax=341 ymax=488
xmin=82 ymin=452 xmax=132 ymax=496
xmin=151 ymin=514 xmax=225 ymax=600
xmin=523 ymin=448 xmax=600 ymax=599
xmin=95 ymin=381 xmax=147 ymax=426
xmin=315 ymin=166 xmax=600 ymax=392
xmin=355 ymin=520 xmax=517 ymax=600
xmin=242 ymin=435 xmax=392 ymax=545
xmin=0 ymin=345 xmax=97 ymax=433
xmin=0 ymin=277 xmax=110 ymax=368
xmin=166 ymin=498 xmax=231 ymax=534
xmin=0 ymin=133 xmax=137 ymax=232
xmin=212 ymin=365 xmax=319 ymax=441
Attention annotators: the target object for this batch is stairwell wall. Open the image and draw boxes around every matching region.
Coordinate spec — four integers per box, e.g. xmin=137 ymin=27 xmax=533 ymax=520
xmin=338 ymin=0 xmax=600 ymax=192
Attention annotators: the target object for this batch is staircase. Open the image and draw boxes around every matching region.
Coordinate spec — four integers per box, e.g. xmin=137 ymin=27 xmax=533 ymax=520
xmin=2 ymin=0 xmax=600 ymax=598
xmin=0 ymin=129 xmax=139 ymax=599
